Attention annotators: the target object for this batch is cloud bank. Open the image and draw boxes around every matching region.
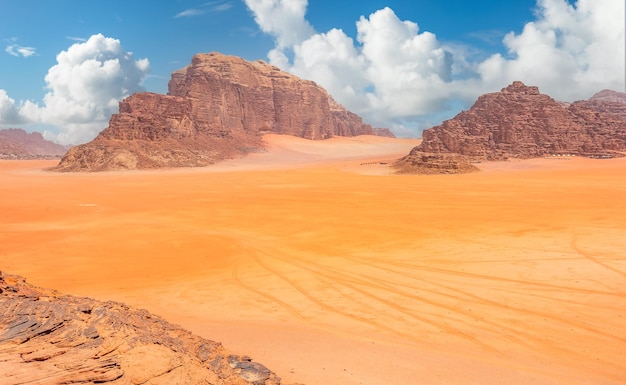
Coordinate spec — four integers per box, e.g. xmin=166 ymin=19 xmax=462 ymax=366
xmin=245 ymin=0 xmax=625 ymax=136
xmin=0 ymin=34 xmax=150 ymax=145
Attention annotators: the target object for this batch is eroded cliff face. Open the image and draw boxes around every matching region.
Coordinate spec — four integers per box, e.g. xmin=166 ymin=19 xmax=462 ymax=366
xmin=395 ymin=82 xmax=626 ymax=174
xmin=167 ymin=53 xmax=382 ymax=139
xmin=0 ymin=272 xmax=287 ymax=385
xmin=55 ymin=53 xmax=388 ymax=171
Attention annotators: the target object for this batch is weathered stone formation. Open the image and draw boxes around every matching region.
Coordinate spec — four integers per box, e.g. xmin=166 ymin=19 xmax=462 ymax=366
xmin=394 ymin=150 xmax=479 ymax=175
xmin=395 ymin=81 xmax=626 ymax=173
xmin=588 ymin=89 xmax=626 ymax=104
xmin=55 ymin=52 xmax=391 ymax=171
xmin=0 ymin=128 xmax=67 ymax=159
xmin=0 ymin=272 xmax=288 ymax=385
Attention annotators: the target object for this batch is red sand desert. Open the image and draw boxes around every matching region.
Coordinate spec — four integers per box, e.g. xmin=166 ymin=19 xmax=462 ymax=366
xmin=1 ymin=134 xmax=625 ymax=385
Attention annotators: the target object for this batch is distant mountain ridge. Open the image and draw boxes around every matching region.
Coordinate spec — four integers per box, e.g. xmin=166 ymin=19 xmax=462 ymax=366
xmin=54 ymin=52 xmax=393 ymax=172
xmin=0 ymin=128 xmax=67 ymax=159
xmin=588 ymin=89 xmax=626 ymax=104
xmin=395 ymin=82 xmax=626 ymax=174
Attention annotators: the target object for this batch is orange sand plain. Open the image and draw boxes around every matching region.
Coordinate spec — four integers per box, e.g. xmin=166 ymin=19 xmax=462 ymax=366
xmin=1 ymin=134 xmax=625 ymax=385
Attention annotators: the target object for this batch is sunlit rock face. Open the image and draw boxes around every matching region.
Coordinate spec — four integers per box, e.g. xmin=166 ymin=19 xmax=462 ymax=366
xmin=55 ymin=52 xmax=389 ymax=171
xmin=395 ymin=81 xmax=626 ymax=173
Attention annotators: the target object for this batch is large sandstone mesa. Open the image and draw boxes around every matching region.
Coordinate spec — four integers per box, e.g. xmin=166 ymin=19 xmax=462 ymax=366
xmin=0 ymin=272 xmax=290 ymax=385
xmin=55 ymin=52 xmax=390 ymax=171
xmin=395 ymin=82 xmax=626 ymax=174
xmin=0 ymin=128 xmax=68 ymax=159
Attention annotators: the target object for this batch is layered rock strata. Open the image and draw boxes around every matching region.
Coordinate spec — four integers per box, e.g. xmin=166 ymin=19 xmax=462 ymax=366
xmin=395 ymin=82 xmax=626 ymax=173
xmin=0 ymin=272 xmax=287 ymax=385
xmin=394 ymin=151 xmax=479 ymax=175
xmin=55 ymin=53 xmax=389 ymax=171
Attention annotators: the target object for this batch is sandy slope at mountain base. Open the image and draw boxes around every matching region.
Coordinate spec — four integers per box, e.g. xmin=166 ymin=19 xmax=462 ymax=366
xmin=1 ymin=136 xmax=625 ymax=385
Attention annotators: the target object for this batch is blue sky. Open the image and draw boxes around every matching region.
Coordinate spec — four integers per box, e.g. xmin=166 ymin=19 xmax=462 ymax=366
xmin=0 ymin=0 xmax=623 ymax=144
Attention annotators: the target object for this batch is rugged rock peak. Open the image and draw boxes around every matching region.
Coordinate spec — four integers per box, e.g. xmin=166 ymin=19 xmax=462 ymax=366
xmin=54 ymin=52 xmax=391 ymax=171
xmin=501 ymin=81 xmax=540 ymax=95
xmin=166 ymin=52 xmax=379 ymax=139
xmin=169 ymin=53 xmax=309 ymax=97
xmin=395 ymin=81 xmax=626 ymax=173
xmin=0 ymin=128 xmax=68 ymax=159
xmin=588 ymin=89 xmax=626 ymax=104
xmin=0 ymin=272 xmax=288 ymax=385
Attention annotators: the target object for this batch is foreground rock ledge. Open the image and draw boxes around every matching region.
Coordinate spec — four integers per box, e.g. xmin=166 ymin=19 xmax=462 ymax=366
xmin=0 ymin=272 xmax=292 ymax=385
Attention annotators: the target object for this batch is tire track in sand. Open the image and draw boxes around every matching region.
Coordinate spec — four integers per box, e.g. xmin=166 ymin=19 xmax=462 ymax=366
xmin=275 ymin=250 xmax=578 ymax=353
xmin=251 ymin=248 xmax=502 ymax=352
xmin=341 ymin=255 xmax=626 ymax=345
xmin=231 ymin=255 xmax=306 ymax=321
xmin=245 ymin=250 xmax=431 ymax=344
xmin=571 ymin=234 xmax=626 ymax=280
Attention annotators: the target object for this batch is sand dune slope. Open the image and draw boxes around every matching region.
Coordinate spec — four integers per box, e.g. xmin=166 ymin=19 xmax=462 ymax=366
xmin=1 ymin=135 xmax=625 ymax=385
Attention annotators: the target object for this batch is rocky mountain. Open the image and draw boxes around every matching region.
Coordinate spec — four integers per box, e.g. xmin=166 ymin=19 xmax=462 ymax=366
xmin=0 ymin=272 xmax=290 ymax=385
xmin=0 ymin=128 xmax=67 ymax=159
xmin=588 ymin=89 xmax=626 ymax=104
xmin=55 ymin=52 xmax=391 ymax=172
xmin=371 ymin=127 xmax=395 ymax=137
xmin=395 ymin=82 xmax=626 ymax=173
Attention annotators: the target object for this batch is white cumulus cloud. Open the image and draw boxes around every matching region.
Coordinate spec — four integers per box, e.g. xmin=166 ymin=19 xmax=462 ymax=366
xmin=244 ymin=0 xmax=314 ymax=47
xmin=0 ymin=90 xmax=28 ymax=124
xmin=477 ymin=0 xmax=625 ymax=102
xmin=245 ymin=0 xmax=625 ymax=136
xmin=0 ymin=34 xmax=150 ymax=145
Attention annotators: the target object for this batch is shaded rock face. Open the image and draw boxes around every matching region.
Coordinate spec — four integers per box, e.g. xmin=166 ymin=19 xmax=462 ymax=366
xmin=396 ymin=82 xmax=626 ymax=173
xmin=55 ymin=52 xmax=389 ymax=171
xmin=0 ymin=272 xmax=285 ymax=385
xmin=0 ymin=128 xmax=68 ymax=159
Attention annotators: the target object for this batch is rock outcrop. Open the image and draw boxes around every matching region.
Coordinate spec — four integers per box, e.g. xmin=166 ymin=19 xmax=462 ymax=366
xmin=55 ymin=52 xmax=390 ymax=171
xmin=394 ymin=151 xmax=479 ymax=175
xmin=0 ymin=128 xmax=67 ymax=159
xmin=588 ymin=89 xmax=626 ymax=104
xmin=395 ymin=82 xmax=626 ymax=173
xmin=0 ymin=272 xmax=288 ymax=385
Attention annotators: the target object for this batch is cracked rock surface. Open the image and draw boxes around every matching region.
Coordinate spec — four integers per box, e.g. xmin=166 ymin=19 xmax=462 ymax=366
xmin=0 ymin=272 xmax=286 ymax=385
